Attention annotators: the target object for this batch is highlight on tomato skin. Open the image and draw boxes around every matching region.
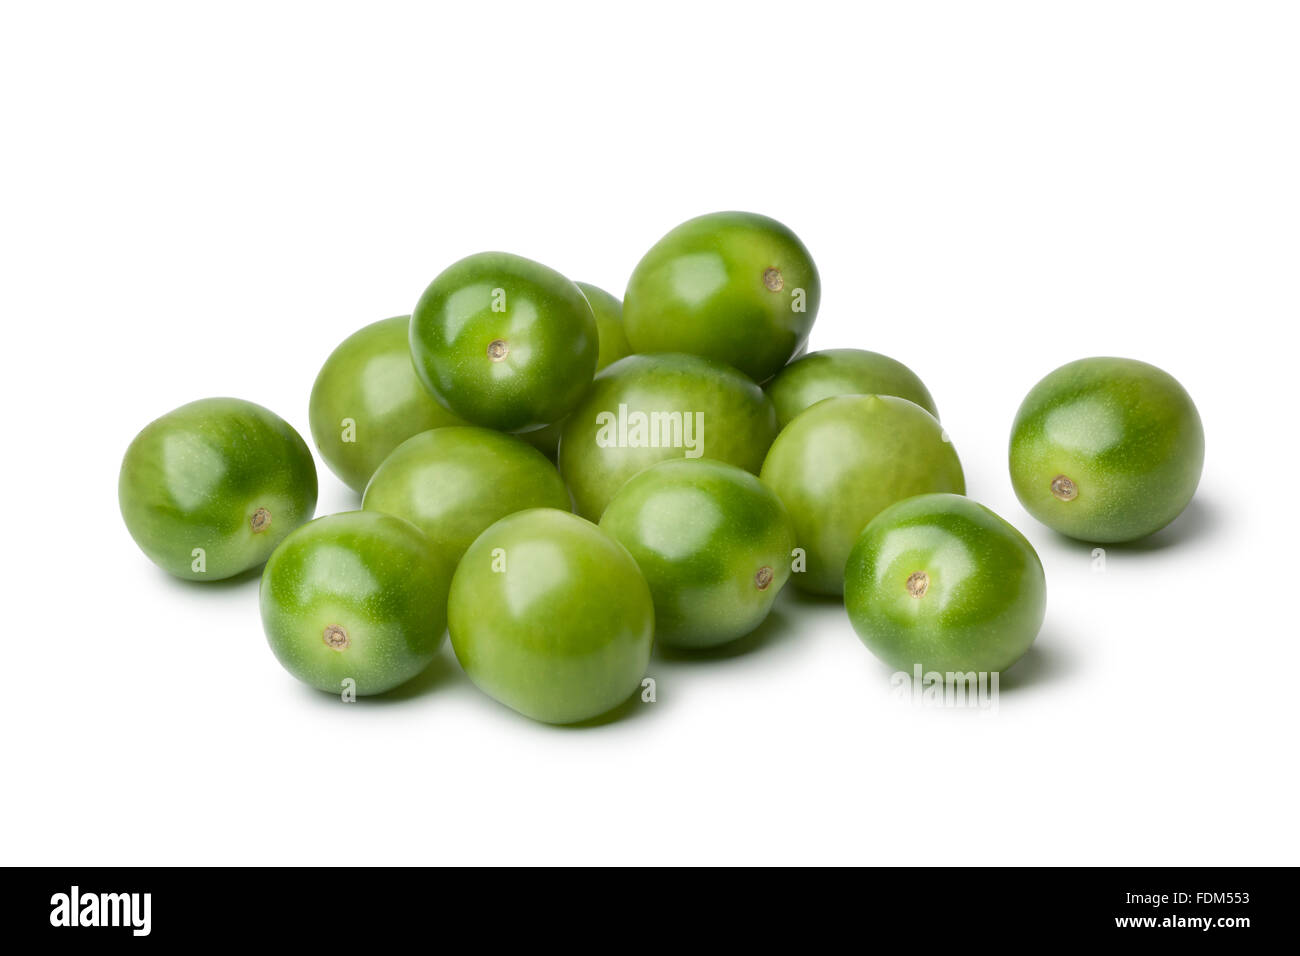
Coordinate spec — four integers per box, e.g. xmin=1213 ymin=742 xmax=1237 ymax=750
xmin=765 ymin=348 xmax=939 ymax=429
xmin=409 ymin=251 xmax=599 ymax=434
xmin=309 ymin=315 xmax=467 ymax=495
xmin=557 ymin=352 xmax=779 ymax=522
xmin=1009 ymin=356 xmax=1205 ymax=544
xmin=259 ymin=511 xmax=455 ymax=697
xmin=361 ymin=425 xmax=570 ymax=565
xmin=599 ymin=458 xmax=796 ymax=650
xmin=519 ymin=281 xmax=633 ymax=460
xmin=623 ymin=210 xmax=820 ymax=385
xmin=118 ymin=397 xmax=318 ymax=582
xmin=447 ymin=508 xmax=654 ymax=725
xmin=845 ymin=493 xmax=1047 ymax=677
xmin=760 ymin=394 xmax=965 ymax=597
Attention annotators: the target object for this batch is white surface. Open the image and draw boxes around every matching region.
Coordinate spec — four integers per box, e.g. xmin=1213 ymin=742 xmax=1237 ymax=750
xmin=2 ymin=1 xmax=1297 ymax=866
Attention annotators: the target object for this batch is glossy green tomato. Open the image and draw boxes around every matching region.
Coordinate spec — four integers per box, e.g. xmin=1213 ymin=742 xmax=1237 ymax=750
xmin=623 ymin=211 xmax=820 ymax=383
xmin=766 ymin=348 xmax=939 ymax=428
xmin=579 ymin=281 xmax=633 ymax=370
xmin=410 ymin=252 xmax=598 ymax=432
xmin=448 ymin=508 xmax=654 ymax=724
xmin=599 ymin=459 xmax=795 ymax=649
xmin=760 ymin=395 xmax=965 ymax=596
xmin=362 ymin=426 xmax=571 ymax=563
xmin=309 ymin=315 xmax=466 ymax=493
xmin=521 ymin=281 xmax=633 ymax=458
xmin=558 ymin=352 xmax=779 ymax=520
xmin=845 ymin=494 xmax=1046 ymax=675
xmin=1009 ymin=357 xmax=1204 ymax=543
xmin=119 ymin=398 xmax=317 ymax=581
xmin=260 ymin=511 xmax=453 ymax=696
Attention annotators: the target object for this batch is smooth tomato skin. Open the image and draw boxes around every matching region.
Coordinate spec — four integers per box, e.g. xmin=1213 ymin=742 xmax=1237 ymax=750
xmin=557 ymin=352 xmax=779 ymax=520
xmin=361 ymin=426 xmax=571 ymax=563
xmin=766 ymin=348 xmax=939 ymax=428
xmin=521 ymin=281 xmax=633 ymax=458
xmin=579 ymin=281 xmax=633 ymax=370
xmin=845 ymin=494 xmax=1046 ymax=675
xmin=760 ymin=395 xmax=965 ymax=596
xmin=599 ymin=459 xmax=795 ymax=649
xmin=448 ymin=508 xmax=654 ymax=724
xmin=309 ymin=315 xmax=466 ymax=494
xmin=409 ymin=252 xmax=598 ymax=432
xmin=119 ymin=398 xmax=318 ymax=581
xmin=1009 ymin=357 xmax=1205 ymax=543
xmin=259 ymin=511 xmax=453 ymax=696
xmin=623 ymin=211 xmax=820 ymax=383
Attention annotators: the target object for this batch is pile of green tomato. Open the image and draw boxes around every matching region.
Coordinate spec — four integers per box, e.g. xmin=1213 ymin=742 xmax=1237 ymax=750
xmin=119 ymin=211 xmax=1205 ymax=723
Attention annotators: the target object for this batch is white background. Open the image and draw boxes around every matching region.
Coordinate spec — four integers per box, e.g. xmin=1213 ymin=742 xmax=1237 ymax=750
xmin=2 ymin=1 xmax=1297 ymax=865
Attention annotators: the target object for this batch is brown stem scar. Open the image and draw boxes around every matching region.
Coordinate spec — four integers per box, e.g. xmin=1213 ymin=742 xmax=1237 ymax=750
xmin=487 ymin=339 xmax=508 ymax=361
xmin=323 ymin=625 xmax=350 ymax=650
xmin=763 ymin=267 xmax=784 ymax=292
xmin=250 ymin=508 xmax=271 ymax=533
xmin=754 ymin=566 xmax=774 ymax=591
xmin=906 ymin=571 xmax=930 ymax=598
xmin=1051 ymin=475 xmax=1078 ymax=501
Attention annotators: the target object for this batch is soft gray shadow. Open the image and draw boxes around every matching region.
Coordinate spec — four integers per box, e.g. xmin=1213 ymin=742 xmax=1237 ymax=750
xmin=153 ymin=562 xmax=263 ymax=592
xmin=780 ymin=584 xmax=847 ymax=610
xmin=997 ymin=634 xmax=1077 ymax=693
xmin=367 ymin=647 xmax=463 ymax=704
xmin=859 ymin=629 xmax=1076 ymax=696
xmin=653 ymin=602 xmax=801 ymax=663
xmin=1050 ymin=495 xmax=1221 ymax=555
xmin=548 ymin=688 xmax=658 ymax=730
xmin=286 ymin=646 xmax=463 ymax=708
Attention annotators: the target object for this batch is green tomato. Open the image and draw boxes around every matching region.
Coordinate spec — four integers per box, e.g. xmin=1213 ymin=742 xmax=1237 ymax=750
xmin=448 ymin=508 xmax=654 ymax=724
xmin=309 ymin=315 xmax=466 ymax=493
xmin=760 ymin=395 xmax=965 ymax=596
xmin=557 ymin=352 xmax=779 ymax=520
xmin=119 ymin=398 xmax=317 ymax=581
xmin=1009 ymin=357 xmax=1205 ymax=543
xmin=260 ymin=511 xmax=453 ymax=696
xmin=579 ymin=281 xmax=633 ymax=370
xmin=520 ymin=281 xmax=633 ymax=458
xmin=623 ymin=211 xmax=820 ymax=383
xmin=766 ymin=348 xmax=939 ymax=428
xmin=599 ymin=459 xmax=795 ymax=649
xmin=361 ymin=426 xmax=571 ymax=563
xmin=845 ymin=494 xmax=1046 ymax=675
xmin=410 ymin=252 xmax=598 ymax=432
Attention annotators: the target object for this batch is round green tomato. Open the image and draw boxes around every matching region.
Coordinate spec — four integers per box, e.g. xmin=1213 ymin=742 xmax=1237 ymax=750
xmin=558 ymin=352 xmax=779 ymax=520
xmin=410 ymin=252 xmax=598 ymax=432
xmin=1009 ymin=357 xmax=1204 ymax=543
xmin=362 ymin=426 xmax=570 ymax=563
xmin=448 ymin=508 xmax=653 ymax=724
xmin=309 ymin=315 xmax=466 ymax=493
xmin=623 ymin=211 xmax=820 ymax=383
xmin=260 ymin=511 xmax=453 ymax=696
xmin=579 ymin=281 xmax=633 ymax=370
xmin=521 ymin=281 xmax=633 ymax=458
xmin=599 ymin=459 xmax=795 ymax=649
xmin=845 ymin=494 xmax=1046 ymax=675
xmin=760 ymin=395 xmax=965 ymax=596
xmin=766 ymin=348 xmax=939 ymax=428
xmin=119 ymin=398 xmax=317 ymax=581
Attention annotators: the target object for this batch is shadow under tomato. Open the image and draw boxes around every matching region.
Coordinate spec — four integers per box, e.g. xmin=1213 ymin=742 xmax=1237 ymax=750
xmin=652 ymin=599 xmax=803 ymax=663
xmin=548 ymin=689 xmax=659 ymax=730
xmin=996 ymin=632 xmax=1077 ymax=694
xmin=780 ymin=583 xmax=847 ymax=610
xmin=1049 ymin=495 xmax=1221 ymax=555
xmin=367 ymin=646 xmax=464 ymax=704
xmin=153 ymin=562 xmax=264 ymax=591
